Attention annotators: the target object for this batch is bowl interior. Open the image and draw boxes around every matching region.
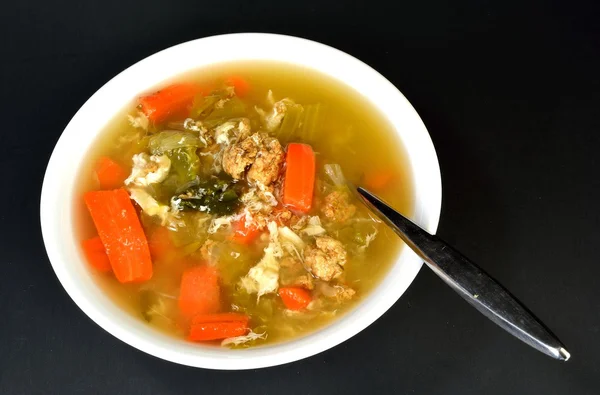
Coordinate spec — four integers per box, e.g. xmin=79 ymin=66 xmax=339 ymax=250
xmin=40 ymin=33 xmax=441 ymax=369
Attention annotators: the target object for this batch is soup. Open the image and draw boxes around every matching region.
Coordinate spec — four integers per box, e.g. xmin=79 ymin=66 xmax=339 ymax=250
xmin=75 ymin=62 xmax=413 ymax=347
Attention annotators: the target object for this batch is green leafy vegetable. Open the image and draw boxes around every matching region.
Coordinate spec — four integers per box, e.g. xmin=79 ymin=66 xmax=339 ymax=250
xmin=171 ymin=174 xmax=242 ymax=215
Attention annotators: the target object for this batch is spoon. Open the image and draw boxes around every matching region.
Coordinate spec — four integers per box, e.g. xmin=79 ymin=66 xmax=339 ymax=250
xmin=356 ymin=187 xmax=570 ymax=361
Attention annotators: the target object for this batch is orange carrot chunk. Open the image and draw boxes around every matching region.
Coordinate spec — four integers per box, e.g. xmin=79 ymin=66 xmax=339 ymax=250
xmin=279 ymin=287 xmax=312 ymax=310
xmin=225 ymin=76 xmax=250 ymax=98
xmin=191 ymin=313 xmax=250 ymax=326
xmin=148 ymin=226 xmax=174 ymax=260
xmin=178 ymin=265 xmax=221 ymax=318
xmin=81 ymin=237 xmax=112 ymax=272
xmin=230 ymin=220 xmax=261 ymax=245
xmin=188 ymin=321 xmax=249 ymax=342
xmin=84 ymin=189 xmax=153 ymax=283
xmin=139 ymin=83 xmax=202 ymax=124
xmin=283 ymin=143 xmax=316 ymax=213
xmin=94 ymin=156 xmax=127 ymax=190
xmin=363 ymin=170 xmax=394 ymax=191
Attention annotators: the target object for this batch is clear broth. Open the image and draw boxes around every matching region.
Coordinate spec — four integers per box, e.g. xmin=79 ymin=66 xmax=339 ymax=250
xmin=74 ymin=61 xmax=414 ymax=345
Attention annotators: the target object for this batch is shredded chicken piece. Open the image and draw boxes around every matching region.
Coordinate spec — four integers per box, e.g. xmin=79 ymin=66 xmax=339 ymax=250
xmin=125 ymin=153 xmax=171 ymax=187
xmin=321 ymin=190 xmax=357 ymax=223
xmin=304 ymin=236 xmax=347 ymax=281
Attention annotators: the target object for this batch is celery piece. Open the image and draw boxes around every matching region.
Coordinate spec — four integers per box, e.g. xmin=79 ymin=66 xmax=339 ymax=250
xmin=300 ymin=103 xmax=322 ymax=142
xmin=277 ymin=104 xmax=304 ymax=142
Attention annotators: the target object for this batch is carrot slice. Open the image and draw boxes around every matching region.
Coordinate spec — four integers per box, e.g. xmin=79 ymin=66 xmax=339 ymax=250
xmin=279 ymin=287 xmax=312 ymax=310
xmin=225 ymin=76 xmax=250 ymax=98
xmin=148 ymin=226 xmax=173 ymax=260
xmin=283 ymin=143 xmax=316 ymax=213
xmin=139 ymin=83 xmax=202 ymax=124
xmin=178 ymin=265 xmax=221 ymax=318
xmin=364 ymin=170 xmax=394 ymax=191
xmin=95 ymin=157 xmax=127 ymax=190
xmin=188 ymin=321 xmax=248 ymax=342
xmin=84 ymin=189 xmax=152 ymax=283
xmin=230 ymin=220 xmax=261 ymax=244
xmin=81 ymin=237 xmax=111 ymax=272
xmin=191 ymin=313 xmax=250 ymax=326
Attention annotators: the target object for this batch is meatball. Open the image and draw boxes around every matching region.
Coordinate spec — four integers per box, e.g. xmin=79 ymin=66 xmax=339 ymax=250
xmin=222 ymin=133 xmax=284 ymax=185
xmin=222 ymin=134 xmax=258 ymax=179
xmin=304 ymin=236 xmax=348 ymax=281
xmin=247 ymin=136 xmax=284 ymax=186
xmin=321 ymin=190 xmax=357 ymax=223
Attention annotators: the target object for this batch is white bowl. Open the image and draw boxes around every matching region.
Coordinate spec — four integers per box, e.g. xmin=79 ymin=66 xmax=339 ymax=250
xmin=40 ymin=33 xmax=441 ymax=369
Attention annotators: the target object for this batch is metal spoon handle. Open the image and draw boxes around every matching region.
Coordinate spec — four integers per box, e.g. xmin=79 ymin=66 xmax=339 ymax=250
xmin=357 ymin=187 xmax=570 ymax=361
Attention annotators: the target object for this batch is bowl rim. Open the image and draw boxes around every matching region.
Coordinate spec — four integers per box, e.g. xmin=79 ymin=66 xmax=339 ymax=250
xmin=40 ymin=33 xmax=442 ymax=369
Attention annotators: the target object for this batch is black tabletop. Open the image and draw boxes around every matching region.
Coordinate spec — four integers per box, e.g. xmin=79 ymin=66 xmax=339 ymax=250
xmin=2 ymin=0 xmax=599 ymax=394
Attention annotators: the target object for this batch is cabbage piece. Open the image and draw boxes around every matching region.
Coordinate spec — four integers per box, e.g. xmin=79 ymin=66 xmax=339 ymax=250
xmin=167 ymin=147 xmax=200 ymax=186
xmin=148 ymin=131 xmax=203 ymax=154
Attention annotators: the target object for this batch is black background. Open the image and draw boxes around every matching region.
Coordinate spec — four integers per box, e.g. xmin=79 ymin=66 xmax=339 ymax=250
xmin=1 ymin=0 xmax=599 ymax=394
